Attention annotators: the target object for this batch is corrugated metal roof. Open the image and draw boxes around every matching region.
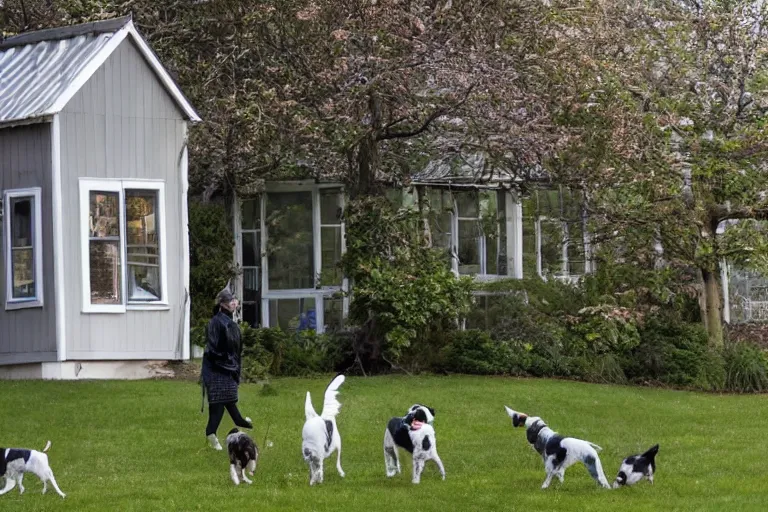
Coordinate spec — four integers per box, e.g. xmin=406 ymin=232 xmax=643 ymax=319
xmin=0 ymin=32 xmax=116 ymax=123
xmin=0 ymin=16 xmax=200 ymax=125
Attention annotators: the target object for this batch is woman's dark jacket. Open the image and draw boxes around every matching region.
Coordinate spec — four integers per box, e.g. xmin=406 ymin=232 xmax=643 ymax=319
xmin=200 ymin=308 xmax=242 ymax=408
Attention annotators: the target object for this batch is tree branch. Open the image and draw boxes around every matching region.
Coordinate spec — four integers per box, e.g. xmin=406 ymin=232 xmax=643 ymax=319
xmin=377 ymin=83 xmax=476 ymax=141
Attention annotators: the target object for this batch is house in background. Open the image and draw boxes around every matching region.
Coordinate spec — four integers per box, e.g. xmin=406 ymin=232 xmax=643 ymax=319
xmin=0 ymin=16 xmax=200 ymax=379
xmin=231 ymin=153 xmax=593 ymax=333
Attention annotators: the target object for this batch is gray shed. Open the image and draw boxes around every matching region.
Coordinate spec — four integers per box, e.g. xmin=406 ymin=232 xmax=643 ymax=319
xmin=0 ymin=16 xmax=200 ymax=379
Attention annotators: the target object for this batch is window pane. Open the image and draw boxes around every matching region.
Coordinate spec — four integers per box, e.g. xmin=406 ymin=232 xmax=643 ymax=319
xmin=320 ymin=190 xmax=343 ymax=224
xmin=320 ymin=226 xmax=343 ymax=286
xmin=456 ymin=191 xmax=478 ymax=217
xmin=242 ymin=231 xmax=260 ymax=267
xmin=540 ymin=220 xmax=565 ymax=277
xmin=567 ymin=221 xmax=586 ymax=275
xmin=458 ymin=220 xmax=481 ymax=275
xmin=323 ymin=297 xmax=344 ymax=333
xmin=242 ymin=198 xmax=260 ymax=229
xmin=241 ymin=302 xmax=259 ymax=327
xmin=126 ymin=190 xmax=161 ymax=301
xmin=480 ymin=191 xmax=501 ymax=275
xmin=243 ymin=267 xmax=259 ymax=302
xmin=266 ymin=192 xmax=314 ymax=290
xmin=89 ymin=192 xmax=120 ymax=238
xmin=522 ymin=217 xmax=537 ymax=277
xmin=89 ymin=240 xmax=121 ymax=304
xmin=10 ymin=197 xmax=35 ymax=299
xmin=269 ymin=297 xmax=316 ymax=332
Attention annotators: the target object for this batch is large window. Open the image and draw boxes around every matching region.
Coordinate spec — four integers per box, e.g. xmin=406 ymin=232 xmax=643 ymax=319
xmin=522 ymin=187 xmax=589 ymax=281
xmin=237 ymin=183 xmax=346 ymax=333
xmin=80 ymin=180 xmax=167 ymax=313
xmin=3 ymin=188 xmax=44 ymax=309
xmin=425 ymin=189 xmax=507 ymax=277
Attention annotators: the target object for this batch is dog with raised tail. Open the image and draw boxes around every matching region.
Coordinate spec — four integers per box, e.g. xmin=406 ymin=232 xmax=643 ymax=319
xmin=504 ymin=406 xmax=611 ymax=489
xmin=302 ymin=374 xmax=346 ymax=486
xmin=0 ymin=441 xmax=66 ymax=498
xmin=613 ymin=444 xmax=659 ymax=488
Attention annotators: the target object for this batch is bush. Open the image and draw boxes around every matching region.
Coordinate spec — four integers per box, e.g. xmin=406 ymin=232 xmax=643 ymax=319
xmin=625 ymin=318 xmax=725 ymax=391
xmin=436 ymin=330 xmax=530 ymax=376
xmin=238 ymin=325 xmax=348 ymax=379
xmin=189 ymin=200 xmax=236 ymax=325
xmin=723 ymin=342 xmax=768 ymax=393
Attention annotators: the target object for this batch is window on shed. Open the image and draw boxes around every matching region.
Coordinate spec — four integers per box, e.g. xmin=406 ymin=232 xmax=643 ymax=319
xmin=3 ymin=188 xmax=44 ymax=309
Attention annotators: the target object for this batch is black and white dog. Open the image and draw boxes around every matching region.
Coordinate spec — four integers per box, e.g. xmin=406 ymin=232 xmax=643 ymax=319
xmin=384 ymin=404 xmax=445 ymax=484
xmin=613 ymin=444 xmax=659 ymax=488
xmin=302 ymin=374 xmax=346 ymax=485
xmin=0 ymin=441 xmax=66 ymax=498
xmin=226 ymin=428 xmax=259 ymax=486
xmin=504 ymin=406 xmax=611 ymax=489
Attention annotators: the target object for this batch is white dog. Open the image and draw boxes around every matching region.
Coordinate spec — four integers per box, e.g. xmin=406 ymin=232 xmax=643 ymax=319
xmin=0 ymin=441 xmax=66 ymax=498
xmin=504 ymin=406 xmax=610 ymax=489
xmin=302 ymin=374 xmax=346 ymax=485
xmin=384 ymin=404 xmax=445 ymax=484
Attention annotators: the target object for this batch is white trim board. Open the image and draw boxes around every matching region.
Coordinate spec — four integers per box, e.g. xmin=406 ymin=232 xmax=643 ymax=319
xmin=52 ymin=115 xmax=67 ymax=361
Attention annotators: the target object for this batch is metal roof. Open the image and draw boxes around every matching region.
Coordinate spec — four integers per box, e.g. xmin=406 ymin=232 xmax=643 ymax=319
xmin=0 ymin=16 xmax=201 ymax=126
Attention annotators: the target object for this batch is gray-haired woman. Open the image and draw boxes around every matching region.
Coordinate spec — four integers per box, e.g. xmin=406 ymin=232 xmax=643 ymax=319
xmin=201 ymin=285 xmax=253 ymax=450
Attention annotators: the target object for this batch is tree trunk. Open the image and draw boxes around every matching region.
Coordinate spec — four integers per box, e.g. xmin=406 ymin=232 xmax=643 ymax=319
xmin=701 ymin=268 xmax=724 ymax=347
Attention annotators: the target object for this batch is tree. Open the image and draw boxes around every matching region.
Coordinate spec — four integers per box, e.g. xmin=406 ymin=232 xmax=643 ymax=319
xmin=539 ymin=0 xmax=768 ymax=346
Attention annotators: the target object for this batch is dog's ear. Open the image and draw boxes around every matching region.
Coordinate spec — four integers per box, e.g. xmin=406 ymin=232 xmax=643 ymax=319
xmin=428 ymin=407 xmax=435 ymax=417
xmin=227 ymin=428 xmax=239 ymax=435
xmin=513 ymin=414 xmax=528 ymax=428
xmin=403 ymin=412 xmax=415 ymax=425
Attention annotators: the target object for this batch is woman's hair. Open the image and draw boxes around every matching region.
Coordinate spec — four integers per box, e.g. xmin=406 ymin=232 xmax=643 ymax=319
xmin=212 ymin=304 xmax=221 ymax=316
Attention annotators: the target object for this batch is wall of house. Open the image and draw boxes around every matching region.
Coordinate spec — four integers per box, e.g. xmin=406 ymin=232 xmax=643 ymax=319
xmin=0 ymin=123 xmax=59 ymax=364
xmin=59 ymin=38 xmax=188 ymax=360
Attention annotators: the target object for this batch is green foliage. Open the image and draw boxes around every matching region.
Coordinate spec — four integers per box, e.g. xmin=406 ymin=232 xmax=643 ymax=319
xmin=189 ymin=200 xmax=235 ymax=325
xmin=626 ymin=318 xmax=725 ymax=391
xmin=436 ymin=330 xmax=530 ymax=376
xmin=342 ymin=196 xmax=473 ymax=365
xmin=238 ymin=324 xmax=348 ymax=381
xmin=722 ymin=342 xmax=768 ymax=393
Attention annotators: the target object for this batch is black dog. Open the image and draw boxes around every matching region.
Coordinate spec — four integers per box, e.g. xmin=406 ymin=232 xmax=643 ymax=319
xmin=613 ymin=444 xmax=659 ymax=488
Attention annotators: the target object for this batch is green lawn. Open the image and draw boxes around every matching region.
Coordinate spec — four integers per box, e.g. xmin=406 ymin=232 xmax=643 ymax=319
xmin=1 ymin=374 xmax=767 ymax=511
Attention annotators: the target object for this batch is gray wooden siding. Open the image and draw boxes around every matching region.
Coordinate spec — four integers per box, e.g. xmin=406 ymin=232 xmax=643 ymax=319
xmin=0 ymin=123 xmax=58 ymax=364
xmin=59 ymin=38 xmax=188 ymax=359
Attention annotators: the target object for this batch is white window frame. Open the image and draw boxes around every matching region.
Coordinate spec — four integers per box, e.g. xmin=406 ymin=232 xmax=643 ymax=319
xmin=234 ymin=181 xmax=347 ymax=334
xmin=79 ymin=179 xmax=169 ymax=314
xmin=3 ymin=187 xmax=44 ymax=310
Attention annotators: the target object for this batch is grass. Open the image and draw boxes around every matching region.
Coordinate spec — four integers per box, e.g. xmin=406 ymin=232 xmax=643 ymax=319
xmin=1 ymin=374 xmax=767 ymax=511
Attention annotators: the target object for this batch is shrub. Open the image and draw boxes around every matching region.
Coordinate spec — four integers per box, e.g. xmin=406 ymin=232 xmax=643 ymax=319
xmin=436 ymin=330 xmax=529 ymax=375
xmin=722 ymin=342 xmax=768 ymax=393
xmin=189 ymin=200 xmax=235 ymax=325
xmin=625 ymin=318 xmax=725 ymax=390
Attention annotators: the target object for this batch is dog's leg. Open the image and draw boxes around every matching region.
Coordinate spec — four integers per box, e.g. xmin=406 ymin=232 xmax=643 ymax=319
xmin=17 ymin=473 xmax=25 ymax=494
xmin=648 ymin=469 xmax=654 ymax=485
xmin=432 ymin=453 xmax=446 ymax=480
xmin=241 ymin=464 xmax=252 ymax=485
xmin=584 ymin=454 xmax=611 ymax=489
xmin=230 ymin=464 xmax=241 ymax=486
xmin=42 ymin=479 xmax=48 ymax=494
xmin=46 ymin=471 xmax=66 ymax=498
xmin=247 ymin=459 xmax=257 ymax=477
xmin=0 ymin=477 xmax=16 ymax=496
xmin=541 ymin=471 xmax=555 ymax=489
xmin=412 ymin=457 xmax=425 ymax=484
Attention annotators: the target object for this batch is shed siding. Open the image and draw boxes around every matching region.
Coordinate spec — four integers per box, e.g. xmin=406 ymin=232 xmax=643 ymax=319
xmin=0 ymin=123 xmax=58 ymax=364
xmin=59 ymin=38 xmax=187 ymax=359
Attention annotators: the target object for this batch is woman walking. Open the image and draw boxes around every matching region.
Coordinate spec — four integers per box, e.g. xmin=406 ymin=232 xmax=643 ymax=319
xmin=201 ymin=284 xmax=253 ymax=450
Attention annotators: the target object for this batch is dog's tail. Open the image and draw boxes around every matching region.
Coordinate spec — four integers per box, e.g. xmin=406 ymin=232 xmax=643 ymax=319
xmin=320 ymin=373 xmax=345 ymax=420
xmin=305 ymin=391 xmax=318 ymax=420
xmin=42 ymin=440 xmax=52 ymax=453
xmin=588 ymin=442 xmax=603 ymax=452
xmin=642 ymin=444 xmax=660 ymax=460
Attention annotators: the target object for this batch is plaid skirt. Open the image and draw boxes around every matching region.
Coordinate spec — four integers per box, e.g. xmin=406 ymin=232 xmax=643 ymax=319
xmin=201 ymin=360 xmax=238 ymax=405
